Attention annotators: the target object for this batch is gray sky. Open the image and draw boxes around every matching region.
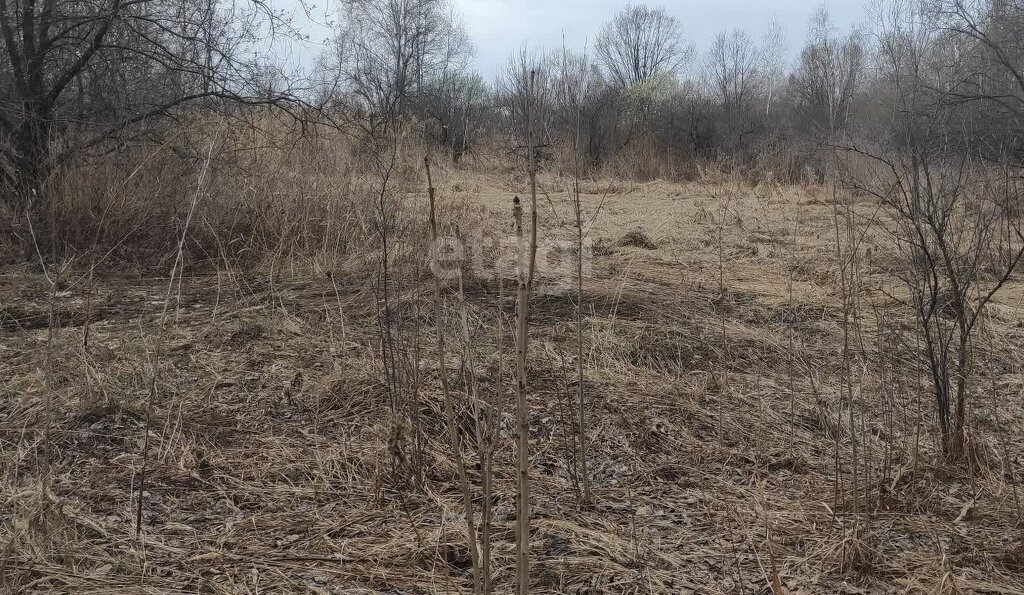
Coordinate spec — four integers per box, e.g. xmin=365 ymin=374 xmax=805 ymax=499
xmin=276 ymin=0 xmax=865 ymax=78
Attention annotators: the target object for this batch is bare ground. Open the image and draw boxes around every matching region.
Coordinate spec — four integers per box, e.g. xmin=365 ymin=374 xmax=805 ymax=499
xmin=2 ymin=173 xmax=1024 ymax=593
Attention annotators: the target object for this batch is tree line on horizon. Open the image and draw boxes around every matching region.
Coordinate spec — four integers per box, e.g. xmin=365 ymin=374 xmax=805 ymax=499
xmin=4 ymin=0 xmax=1024 ymax=205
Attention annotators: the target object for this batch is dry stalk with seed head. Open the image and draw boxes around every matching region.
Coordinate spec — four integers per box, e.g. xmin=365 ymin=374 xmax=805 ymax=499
xmin=513 ymin=194 xmax=532 ymax=595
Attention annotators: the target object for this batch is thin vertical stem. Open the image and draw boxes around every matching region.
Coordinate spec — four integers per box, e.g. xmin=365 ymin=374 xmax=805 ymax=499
xmin=482 ymin=275 xmax=505 ymax=595
xmin=526 ymin=69 xmax=539 ymax=289
xmin=425 ymin=157 xmax=481 ymax=595
xmin=567 ymin=60 xmax=591 ymax=505
xmin=513 ymin=195 xmax=531 ymax=595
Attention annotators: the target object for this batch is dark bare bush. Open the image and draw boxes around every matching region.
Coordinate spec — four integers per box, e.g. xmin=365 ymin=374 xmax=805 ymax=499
xmin=843 ymin=0 xmax=1024 ymax=459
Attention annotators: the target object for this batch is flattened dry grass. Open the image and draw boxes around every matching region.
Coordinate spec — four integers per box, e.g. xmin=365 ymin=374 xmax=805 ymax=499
xmin=2 ymin=174 xmax=1024 ymax=594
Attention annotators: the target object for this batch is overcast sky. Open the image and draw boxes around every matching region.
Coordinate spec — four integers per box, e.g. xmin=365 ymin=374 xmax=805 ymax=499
xmin=276 ymin=0 xmax=865 ymax=79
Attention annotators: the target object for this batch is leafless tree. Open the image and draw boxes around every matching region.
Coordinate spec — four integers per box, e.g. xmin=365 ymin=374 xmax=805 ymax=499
xmin=552 ymin=49 xmax=601 ymax=122
xmin=328 ymin=0 xmax=472 ymax=134
xmin=497 ymin=47 xmax=555 ymax=145
xmin=850 ymin=149 xmax=1024 ymax=458
xmin=932 ymin=0 xmax=1024 ymax=164
xmin=416 ymin=70 xmax=488 ymax=159
xmin=595 ymin=4 xmax=691 ymax=89
xmin=792 ymin=8 xmax=865 ymax=138
xmin=845 ymin=0 xmax=1024 ymax=458
xmin=705 ymin=28 xmax=765 ymax=150
xmin=0 ymin=0 xmax=303 ymax=216
xmin=760 ymin=18 xmax=788 ymax=116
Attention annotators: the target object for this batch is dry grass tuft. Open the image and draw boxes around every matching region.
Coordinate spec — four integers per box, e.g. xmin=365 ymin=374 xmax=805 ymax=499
xmin=615 ymin=229 xmax=658 ymax=250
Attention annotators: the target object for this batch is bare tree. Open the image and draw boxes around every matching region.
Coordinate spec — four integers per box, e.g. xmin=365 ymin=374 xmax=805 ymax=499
xmin=846 ymin=0 xmax=1024 ymax=458
xmin=705 ymin=28 xmax=765 ymax=150
xmin=552 ymin=48 xmax=602 ymax=132
xmin=416 ymin=70 xmax=487 ymax=159
xmin=0 ymin=0 xmax=301 ymax=216
xmin=850 ymin=148 xmax=1024 ymax=458
xmin=595 ymin=4 xmax=691 ymax=88
xmin=497 ymin=47 xmax=555 ymax=146
xmin=933 ymin=0 xmax=1024 ymax=164
xmin=328 ymin=0 xmax=472 ymax=134
xmin=760 ymin=18 xmax=788 ymax=116
xmin=792 ymin=8 xmax=865 ymax=137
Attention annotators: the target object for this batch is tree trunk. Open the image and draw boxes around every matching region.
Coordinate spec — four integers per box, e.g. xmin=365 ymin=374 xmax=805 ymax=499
xmin=9 ymin=98 xmax=54 ymax=258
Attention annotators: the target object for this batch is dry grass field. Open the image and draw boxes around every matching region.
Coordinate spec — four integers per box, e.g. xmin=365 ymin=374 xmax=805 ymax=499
xmin=3 ymin=168 xmax=1024 ymax=593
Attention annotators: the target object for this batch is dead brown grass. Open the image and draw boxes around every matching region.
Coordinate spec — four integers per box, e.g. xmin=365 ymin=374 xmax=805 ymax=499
xmin=2 ymin=163 xmax=1024 ymax=594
